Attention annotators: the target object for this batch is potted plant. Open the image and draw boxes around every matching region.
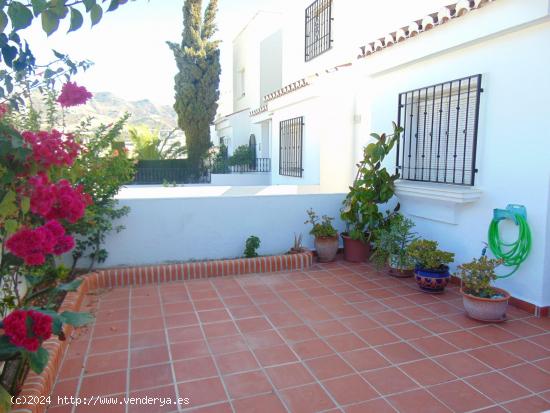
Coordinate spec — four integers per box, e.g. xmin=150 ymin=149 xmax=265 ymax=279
xmin=457 ymin=256 xmax=509 ymax=321
xmin=371 ymin=213 xmax=417 ymax=277
xmin=288 ymin=233 xmax=306 ymax=254
xmin=305 ymin=209 xmax=338 ymax=262
xmin=407 ymin=239 xmax=455 ymax=293
xmin=340 ymin=122 xmax=402 ymax=262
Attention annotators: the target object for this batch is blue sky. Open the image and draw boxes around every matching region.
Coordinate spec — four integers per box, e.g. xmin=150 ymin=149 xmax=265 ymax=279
xmin=25 ymin=0 xmax=293 ymax=106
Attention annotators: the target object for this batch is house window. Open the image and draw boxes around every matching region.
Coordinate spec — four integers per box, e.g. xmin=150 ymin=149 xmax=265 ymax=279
xmin=396 ymin=74 xmax=482 ymax=186
xmin=279 ymin=117 xmax=303 ymax=177
xmin=305 ymin=0 xmax=333 ymax=62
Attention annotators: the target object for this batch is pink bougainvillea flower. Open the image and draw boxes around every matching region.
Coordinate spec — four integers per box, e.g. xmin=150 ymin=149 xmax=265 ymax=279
xmin=57 ymin=82 xmax=92 ymax=107
xmin=3 ymin=309 xmax=53 ymax=352
xmin=22 ymin=129 xmax=80 ymax=168
xmin=0 ymin=103 xmax=9 ymax=119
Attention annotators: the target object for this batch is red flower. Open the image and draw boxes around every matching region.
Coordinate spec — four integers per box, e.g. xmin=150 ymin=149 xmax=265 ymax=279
xmin=57 ymin=82 xmax=92 ymax=107
xmin=22 ymin=130 xmax=80 ymax=168
xmin=3 ymin=310 xmax=53 ymax=352
xmin=0 ymin=103 xmax=9 ymax=119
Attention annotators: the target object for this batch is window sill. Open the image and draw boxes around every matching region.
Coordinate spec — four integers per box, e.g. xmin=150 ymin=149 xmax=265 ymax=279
xmin=394 ymin=180 xmax=482 ymax=224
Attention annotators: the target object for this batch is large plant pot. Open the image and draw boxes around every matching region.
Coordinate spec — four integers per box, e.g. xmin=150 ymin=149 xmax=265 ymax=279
xmin=462 ymin=287 xmax=510 ymax=322
xmin=388 ymin=254 xmax=414 ymax=278
xmin=314 ymin=236 xmax=339 ymax=262
xmin=341 ymin=234 xmax=370 ymax=263
xmin=414 ymin=265 xmax=450 ymax=293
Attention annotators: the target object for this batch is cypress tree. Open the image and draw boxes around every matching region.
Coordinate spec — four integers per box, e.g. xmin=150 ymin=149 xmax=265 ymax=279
xmin=167 ymin=0 xmax=221 ymax=175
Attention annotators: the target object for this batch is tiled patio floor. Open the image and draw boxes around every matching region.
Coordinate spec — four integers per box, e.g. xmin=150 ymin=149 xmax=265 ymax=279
xmin=47 ymin=261 xmax=550 ymax=413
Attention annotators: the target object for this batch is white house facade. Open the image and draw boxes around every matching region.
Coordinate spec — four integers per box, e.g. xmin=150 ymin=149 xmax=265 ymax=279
xmin=212 ymin=0 xmax=550 ymax=311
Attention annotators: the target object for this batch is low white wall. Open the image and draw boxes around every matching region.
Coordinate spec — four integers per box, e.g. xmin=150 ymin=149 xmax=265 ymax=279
xmin=89 ymin=188 xmax=346 ymax=268
xmin=211 ymin=173 xmax=271 ymax=186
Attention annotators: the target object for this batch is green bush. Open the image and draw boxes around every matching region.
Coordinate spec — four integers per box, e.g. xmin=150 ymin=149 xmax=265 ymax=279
xmin=371 ymin=213 xmax=416 ymax=269
xmin=457 ymin=256 xmax=503 ymax=297
xmin=407 ymin=239 xmax=454 ymax=271
xmin=305 ymin=209 xmax=337 ymax=238
xmin=244 ymin=235 xmax=261 ymax=258
xmin=229 ymin=145 xmax=253 ymax=167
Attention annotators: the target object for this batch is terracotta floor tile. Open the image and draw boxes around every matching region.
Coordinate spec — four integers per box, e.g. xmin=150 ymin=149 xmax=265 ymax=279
xmin=130 ymin=363 xmax=173 ymax=391
xmin=80 ymin=370 xmax=127 ymax=397
xmin=173 ymin=355 xmax=217 ymax=382
xmin=470 ymin=325 xmax=519 ymax=343
xmin=92 ymin=320 xmax=129 ymax=338
xmin=171 ymin=339 xmax=210 ymax=360
xmin=420 ymin=317 xmax=462 ymax=334
xmin=128 ymin=385 xmax=178 ymax=413
xmin=223 ymin=370 xmax=273 ymax=399
xmin=232 ymin=393 xmax=286 ymax=413
xmin=207 ymin=335 xmax=248 ymax=355
xmin=376 ymin=342 xmax=425 ymax=364
xmin=162 ymin=301 xmax=194 ymax=315
xmin=202 ymin=321 xmax=239 ymax=338
xmin=279 ymin=325 xmax=317 ymax=342
xmin=236 ymin=316 xmax=272 ymax=333
xmin=429 ymin=380 xmax=493 ymax=412
xmin=178 ymin=377 xmax=227 ymax=407
xmin=466 ymin=372 xmax=531 ymax=403
xmin=530 ymin=333 xmax=550 ymax=350
xmin=387 ymin=389 xmax=452 ymax=413
xmin=306 ymin=354 xmax=354 ymax=380
xmin=502 ymin=363 xmax=550 ymax=393
xmin=130 ymin=345 xmax=169 ymax=368
xmin=440 ymin=330 xmax=491 ymax=350
xmin=280 ymin=383 xmax=335 ymax=413
xmin=502 ymin=396 xmax=550 ymax=413
xmin=51 ymin=378 xmax=79 ymax=402
xmin=84 ymin=351 xmax=128 ymax=375
xmin=344 ymin=398 xmax=397 ymax=413
xmin=467 ymin=345 xmax=523 ymax=369
xmin=244 ymin=330 xmax=285 ymax=349
xmin=400 ymin=359 xmax=455 ymax=386
xmin=325 ymin=333 xmax=367 ymax=352
xmin=197 ymin=309 xmax=231 ymax=324
xmin=504 ymin=320 xmax=545 ymax=337
xmin=312 ymin=320 xmax=351 ymax=337
xmin=389 ymin=323 xmax=432 ymax=340
xmin=254 ymin=345 xmax=297 ymax=366
xmin=131 ymin=304 xmax=162 ymax=319
xmin=164 ymin=313 xmax=199 ymax=328
xmin=194 ymin=299 xmax=225 ymax=311
xmin=167 ymin=325 xmax=203 ymax=343
xmin=266 ymin=311 xmax=303 ymax=327
xmin=215 ymin=350 xmax=259 ymax=375
xmin=131 ymin=331 xmax=167 ymax=349
xmin=370 ymin=310 xmax=409 ymax=325
xmin=291 ymin=338 xmax=334 ymax=359
xmin=229 ymin=305 xmax=262 ymax=319
xmin=341 ymin=348 xmax=390 ymax=372
xmin=435 ymin=352 xmax=491 ymax=377
xmin=357 ymin=327 xmax=401 ymax=346
xmin=534 ymin=357 xmax=550 ymax=372
xmin=409 ymin=335 xmax=459 ymax=357
xmin=322 ymin=374 xmax=378 ymax=405
xmin=265 ymin=362 xmax=315 ymax=389
xmin=363 ymin=366 xmax=418 ymax=395
xmin=132 ymin=317 xmax=165 ymax=334
xmin=499 ymin=339 xmax=550 ymax=361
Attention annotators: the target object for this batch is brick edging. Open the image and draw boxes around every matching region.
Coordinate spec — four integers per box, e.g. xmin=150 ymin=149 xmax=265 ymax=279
xmin=11 ymin=251 xmax=313 ymax=412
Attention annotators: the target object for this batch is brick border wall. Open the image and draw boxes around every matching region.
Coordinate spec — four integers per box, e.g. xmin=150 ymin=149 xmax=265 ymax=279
xmin=11 ymin=251 xmax=313 ymax=413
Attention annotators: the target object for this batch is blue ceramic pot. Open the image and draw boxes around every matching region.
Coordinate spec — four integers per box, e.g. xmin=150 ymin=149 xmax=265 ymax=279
xmin=414 ymin=265 xmax=450 ymax=293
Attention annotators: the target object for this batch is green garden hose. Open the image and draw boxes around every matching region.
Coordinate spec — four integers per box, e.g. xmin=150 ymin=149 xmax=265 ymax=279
xmin=488 ymin=205 xmax=531 ymax=278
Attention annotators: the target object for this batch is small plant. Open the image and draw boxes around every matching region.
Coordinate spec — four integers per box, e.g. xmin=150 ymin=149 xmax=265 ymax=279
xmin=407 ymin=239 xmax=454 ymax=270
xmin=305 ymin=209 xmax=337 ymax=238
xmin=457 ymin=256 xmax=504 ymax=298
xmin=229 ymin=145 xmax=253 ymax=167
xmin=244 ymin=235 xmax=261 ymax=258
xmin=371 ymin=214 xmax=417 ymax=269
xmin=289 ymin=233 xmax=305 ymax=253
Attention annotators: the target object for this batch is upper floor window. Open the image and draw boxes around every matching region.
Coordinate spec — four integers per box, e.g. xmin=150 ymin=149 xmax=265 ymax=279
xmin=305 ymin=0 xmax=333 ymax=62
xmin=279 ymin=117 xmax=304 ymax=177
xmin=396 ymin=74 xmax=483 ymax=186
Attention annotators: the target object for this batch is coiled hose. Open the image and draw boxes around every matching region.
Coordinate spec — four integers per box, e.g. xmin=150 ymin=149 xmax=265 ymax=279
xmin=488 ymin=212 xmax=531 ymax=278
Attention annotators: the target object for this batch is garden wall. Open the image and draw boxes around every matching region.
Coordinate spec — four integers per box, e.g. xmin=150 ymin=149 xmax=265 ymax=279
xmin=210 ymin=172 xmax=271 ymax=186
xmin=80 ymin=186 xmax=346 ymax=268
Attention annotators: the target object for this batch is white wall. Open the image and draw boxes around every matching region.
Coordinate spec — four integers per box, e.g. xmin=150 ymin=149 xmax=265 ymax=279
xmin=364 ymin=19 xmax=550 ymax=306
xmin=211 ymin=173 xmax=271 ymax=186
xmin=90 ymin=189 xmax=346 ymax=268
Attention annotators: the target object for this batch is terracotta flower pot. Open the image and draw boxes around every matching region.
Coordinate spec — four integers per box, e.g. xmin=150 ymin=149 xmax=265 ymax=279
xmin=461 ymin=287 xmax=510 ymax=322
xmin=414 ymin=265 xmax=450 ymax=293
xmin=388 ymin=254 xmax=414 ymax=278
xmin=341 ymin=234 xmax=370 ymax=263
xmin=314 ymin=235 xmax=339 ymax=262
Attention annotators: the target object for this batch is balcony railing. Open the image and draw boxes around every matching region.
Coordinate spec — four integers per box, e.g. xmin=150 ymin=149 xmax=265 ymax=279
xmin=211 ymin=158 xmax=271 ymax=174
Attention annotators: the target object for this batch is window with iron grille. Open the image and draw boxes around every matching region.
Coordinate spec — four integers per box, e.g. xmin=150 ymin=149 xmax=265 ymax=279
xmin=279 ymin=117 xmax=304 ymax=177
xmin=396 ymin=74 xmax=483 ymax=186
xmin=305 ymin=0 xmax=333 ymax=62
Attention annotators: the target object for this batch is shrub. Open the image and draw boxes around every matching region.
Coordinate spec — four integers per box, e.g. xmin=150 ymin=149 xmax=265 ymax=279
xmin=407 ymin=239 xmax=454 ymax=270
xmin=457 ymin=256 xmax=503 ymax=298
xmin=371 ymin=213 xmax=417 ymax=269
xmin=229 ymin=145 xmax=253 ymax=167
xmin=305 ymin=209 xmax=337 ymax=238
xmin=244 ymin=236 xmax=261 ymax=258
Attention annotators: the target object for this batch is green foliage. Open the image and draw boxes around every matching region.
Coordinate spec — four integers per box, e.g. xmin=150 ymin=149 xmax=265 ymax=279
xmin=305 ymin=208 xmax=337 ymax=239
xmin=341 ymin=122 xmax=402 ymax=242
xmin=244 ymin=235 xmax=260 ymax=258
xmin=228 ymin=145 xmax=252 ymax=167
xmin=211 ymin=143 xmax=229 ymax=173
xmin=457 ymin=256 xmax=503 ymax=298
xmin=128 ymin=126 xmax=187 ymax=161
xmin=167 ymin=0 xmax=221 ymax=176
xmin=371 ymin=213 xmax=417 ymax=269
xmin=407 ymin=239 xmax=455 ymax=271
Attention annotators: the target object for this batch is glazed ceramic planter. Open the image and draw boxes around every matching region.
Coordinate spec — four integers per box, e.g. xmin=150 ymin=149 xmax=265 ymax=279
xmin=462 ymin=287 xmax=510 ymax=322
xmin=388 ymin=254 xmax=414 ymax=278
xmin=414 ymin=265 xmax=450 ymax=293
xmin=314 ymin=235 xmax=339 ymax=262
xmin=341 ymin=234 xmax=370 ymax=262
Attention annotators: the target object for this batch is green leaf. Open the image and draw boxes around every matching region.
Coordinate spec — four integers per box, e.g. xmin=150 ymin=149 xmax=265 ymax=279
xmin=59 ymin=311 xmax=94 ymax=327
xmin=7 ymin=1 xmax=33 ymax=31
xmin=0 ymin=384 xmax=12 ymax=413
xmin=83 ymin=0 xmax=96 ymax=12
xmin=21 ymin=195 xmax=30 ymax=214
xmin=56 ymin=279 xmax=83 ymax=292
xmin=0 ymin=336 xmax=19 ymax=359
xmin=68 ymin=7 xmax=83 ymax=33
xmin=41 ymin=10 xmax=59 ymax=35
xmin=106 ymin=0 xmax=119 ymax=12
xmin=28 ymin=347 xmax=49 ymax=374
xmin=31 ymin=0 xmax=48 ymax=17
xmin=0 ymin=10 xmax=8 ymax=32
xmin=4 ymin=219 xmax=18 ymax=235
xmin=90 ymin=4 xmax=102 ymax=26
xmin=0 ymin=190 xmax=17 ymax=217
xmin=52 ymin=316 xmax=63 ymax=336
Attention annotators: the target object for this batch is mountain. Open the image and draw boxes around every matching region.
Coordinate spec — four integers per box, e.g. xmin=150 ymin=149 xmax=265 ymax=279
xmin=63 ymin=92 xmax=178 ymax=132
